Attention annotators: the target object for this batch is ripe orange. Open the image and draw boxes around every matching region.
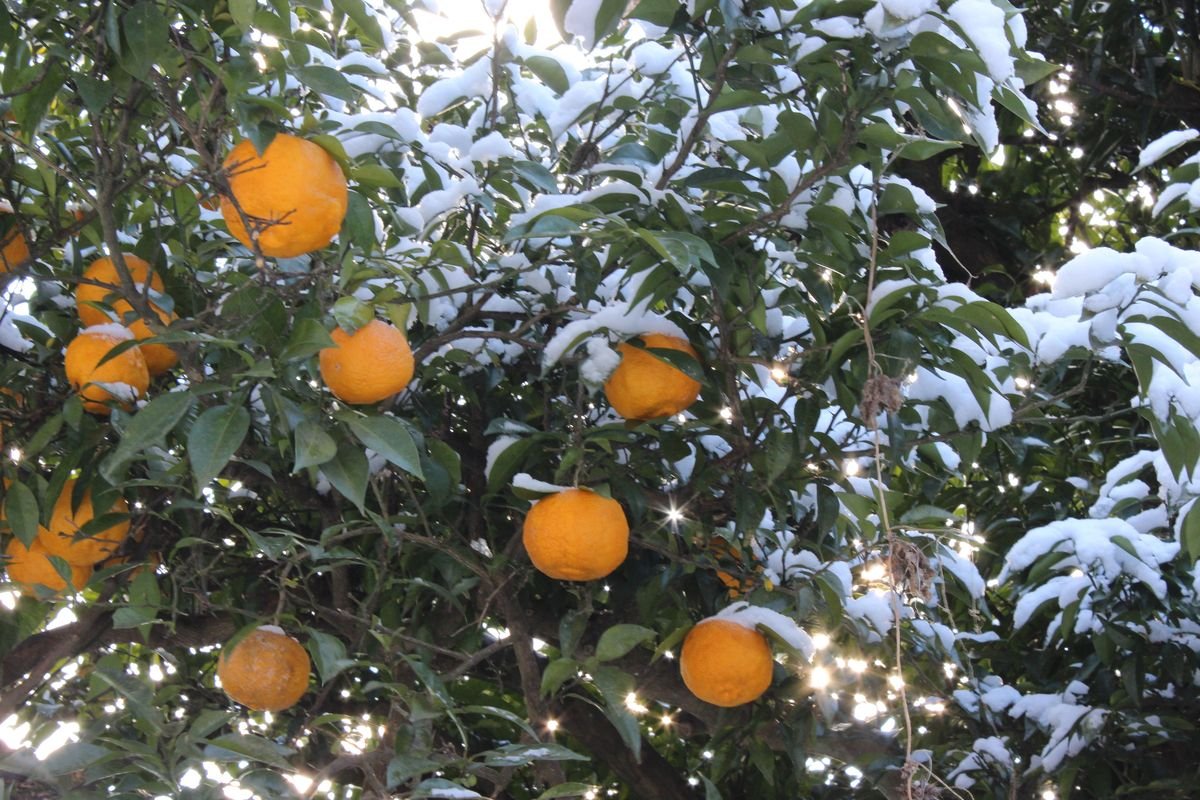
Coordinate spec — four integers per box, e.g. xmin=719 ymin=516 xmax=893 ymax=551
xmin=64 ymin=326 xmax=150 ymax=415
xmin=220 ymin=133 xmax=349 ymax=258
xmin=679 ymin=617 xmax=774 ymax=707
xmin=76 ymin=255 xmax=177 ymax=375
xmin=318 ymin=319 xmax=414 ymax=405
xmin=5 ymin=537 xmax=92 ymax=596
xmin=123 ymin=308 xmax=178 ymax=376
xmin=0 ymin=214 xmax=30 ymax=273
xmin=76 ymin=255 xmax=162 ymax=327
xmin=522 ymin=488 xmax=629 ymax=581
xmin=603 ymin=333 xmax=701 ymax=420
xmin=39 ymin=480 xmax=130 ymax=565
xmin=218 ymin=627 xmax=311 ymax=711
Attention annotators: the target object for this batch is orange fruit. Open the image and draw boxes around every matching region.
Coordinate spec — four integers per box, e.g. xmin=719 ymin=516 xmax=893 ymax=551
xmin=76 ymin=255 xmax=162 ymax=327
xmin=679 ymin=617 xmax=774 ymax=707
xmin=220 ymin=133 xmax=348 ymax=258
xmin=76 ymin=255 xmax=177 ymax=375
xmin=522 ymin=488 xmax=629 ymax=581
xmin=38 ymin=480 xmax=130 ymax=565
xmin=218 ymin=626 xmax=311 ymax=711
xmin=0 ymin=212 xmax=30 ymax=273
xmin=64 ymin=326 xmax=150 ymax=415
xmin=603 ymin=333 xmax=701 ymax=420
xmin=5 ymin=537 xmax=92 ymax=596
xmin=318 ymin=319 xmax=414 ymax=405
xmin=123 ymin=308 xmax=178 ymax=376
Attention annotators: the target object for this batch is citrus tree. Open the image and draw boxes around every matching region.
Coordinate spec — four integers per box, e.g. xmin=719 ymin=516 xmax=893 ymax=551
xmin=1 ymin=1 xmax=1199 ymax=798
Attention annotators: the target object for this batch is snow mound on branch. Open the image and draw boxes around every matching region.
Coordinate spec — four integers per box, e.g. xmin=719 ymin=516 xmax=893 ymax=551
xmin=1000 ymin=518 xmax=1179 ymax=639
xmin=579 ymin=336 xmax=620 ymax=384
xmin=844 ymin=589 xmax=901 ymax=641
xmin=542 ymin=304 xmax=687 ymax=370
xmin=468 ymin=131 xmax=515 ymax=165
xmin=1002 ymin=518 xmax=1177 ymax=596
xmin=511 ymin=473 xmax=570 ymax=494
xmin=947 ymin=736 xmax=1012 ymax=790
xmin=563 ymin=0 xmax=605 ymax=49
xmin=1051 ymin=246 xmax=1158 ymax=299
xmin=881 ymin=0 xmax=937 ymax=18
xmin=906 ymin=366 xmax=1012 ymax=431
xmin=417 ymin=56 xmax=494 ymax=118
xmin=1137 ymin=128 xmax=1199 ymax=170
xmin=946 ymin=0 xmax=1015 ymax=82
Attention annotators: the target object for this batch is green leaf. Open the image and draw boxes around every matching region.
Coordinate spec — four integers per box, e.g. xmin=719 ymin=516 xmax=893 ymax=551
xmin=896 ymin=136 xmax=961 ymax=160
xmin=1014 ymin=55 xmax=1061 ymax=86
xmin=229 ymin=0 xmax=258 ymax=30
xmin=764 ymin=428 xmax=793 ymax=482
xmin=635 ymin=228 xmax=717 ymax=274
xmin=332 ymin=296 xmax=373 ymax=333
xmin=21 ymin=413 xmax=63 ymax=461
xmin=427 ymin=438 xmax=462 ymax=486
xmin=94 ymin=664 xmax=165 ymax=734
xmin=294 ymin=419 xmax=338 ymax=472
xmin=481 ymin=743 xmax=589 ymax=767
xmin=205 ymin=734 xmax=296 ymax=769
xmin=350 ymin=163 xmax=402 ymax=189
xmin=486 ymin=436 xmax=539 ymax=494
xmin=331 ymin=0 xmax=386 ymax=47
xmin=595 ymin=624 xmax=655 ymax=661
xmin=1182 ymin=502 xmax=1200 ymax=561
xmin=280 ymin=317 xmax=336 ymax=362
xmin=188 ymin=405 xmax=251 ymax=493
xmin=644 ymin=344 xmax=705 ymax=384
xmin=4 ymin=481 xmax=39 ymax=547
xmin=710 ymin=89 xmax=770 ymax=114
xmin=322 ymin=438 xmax=369 ymax=511
xmin=513 ymin=160 xmax=558 ymax=193
xmin=112 ymin=605 xmax=159 ymax=629
xmin=607 ymin=142 xmax=659 ymax=165
xmin=627 ymin=0 xmax=686 ymax=26
xmin=590 ymin=665 xmax=641 ymax=757
xmin=0 ymin=741 xmax=112 ymax=777
xmin=102 ymin=391 xmax=194 ymax=481
xmin=540 ymin=658 xmax=578 ymax=696
xmin=121 ymin=1 xmax=170 ymax=79
xmin=386 ymin=753 xmax=445 ymax=788
xmin=189 ymin=709 xmax=236 ymax=741
xmin=306 ymin=629 xmax=353 ymax=683
xmin=681 ymin=166 xmax=763 ymax=190
xmin=297 ymin=65 xmax=359 ymax=101
xmin=74 ymin=75 xmax=114 ymax=116
xmin=524 ymin=55 xmax=570 ymax=94
xmin=346 ymin=415 xmax=425 ymax=479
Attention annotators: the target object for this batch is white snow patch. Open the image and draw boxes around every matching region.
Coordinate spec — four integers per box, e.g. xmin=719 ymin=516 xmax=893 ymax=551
xmin=714 ymin=602 xmax=815 ymax=659
xmin=512 ymin=473 xmax=570 ymax=494
xmin=1137 ymin=129 xmax=1199 ymax=170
